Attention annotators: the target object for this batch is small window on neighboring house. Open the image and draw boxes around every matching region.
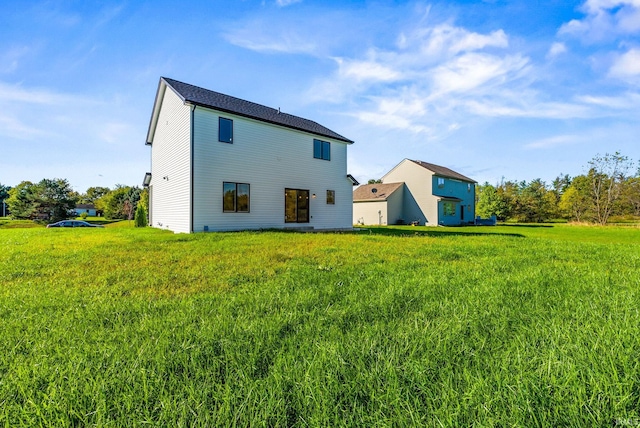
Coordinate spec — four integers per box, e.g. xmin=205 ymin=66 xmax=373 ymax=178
xmin=219 ymin=117 xmax=233 ymax=143
xmin=468 ymin=183 xmax=471 ymax=193
xmin=313 ymin=139 xmax=330 ymax=160
xmin=438 ymin=177 xmax=445 ymax=188
xmin=223 ymin=182 xmax=250 ymax=212
xmin=326 ymin=190 xmax=335 ymax=205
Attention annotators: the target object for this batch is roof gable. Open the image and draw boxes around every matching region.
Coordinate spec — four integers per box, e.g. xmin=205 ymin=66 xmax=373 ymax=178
xmin=156 ymin=77 xmax=353 ymax=144
xmin=410 ymin=160 xmax=476 ymax=183
xmin=353 ymin=182 xmax=404 ymax=201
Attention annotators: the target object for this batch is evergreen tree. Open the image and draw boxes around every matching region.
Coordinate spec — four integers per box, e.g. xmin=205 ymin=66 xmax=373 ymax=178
xmin=134 ymin=204 xmax=148 ymax=227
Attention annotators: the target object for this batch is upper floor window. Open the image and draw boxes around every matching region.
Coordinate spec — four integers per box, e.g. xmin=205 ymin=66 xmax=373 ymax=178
xmin=313 ymin=139 xmax=330 ymax=161
xmin=437 ymin=177 xmax=445 ymax=188
xmin=326 ymin=190 xmax=335 ymax=205
xmin=223 ymin=182 xmax=249 ymax=213
xmin=219 ymin=117 xmax=233 ymax=143
xmin=467 ymin=183 xmax=471 ymax=192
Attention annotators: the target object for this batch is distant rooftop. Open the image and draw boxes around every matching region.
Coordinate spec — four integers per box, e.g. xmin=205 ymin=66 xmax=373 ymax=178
xmin=410 ymin=160 xmax=476 ymax=183
xmin=353 ymin=182 xmax=404 ymax=201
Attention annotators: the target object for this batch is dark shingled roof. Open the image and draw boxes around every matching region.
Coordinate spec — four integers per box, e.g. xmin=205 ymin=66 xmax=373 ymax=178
xmin=410 ymin=160 xmax=476 ymax=183
xmin=353 ymin=182 xmax=404 ymax=201
xmin=162 ymin=77 xmax=353 ymax=144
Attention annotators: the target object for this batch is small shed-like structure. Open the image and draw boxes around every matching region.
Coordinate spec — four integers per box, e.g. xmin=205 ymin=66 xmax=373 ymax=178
xmin=353 ymin=182 xmax=404 ymax=225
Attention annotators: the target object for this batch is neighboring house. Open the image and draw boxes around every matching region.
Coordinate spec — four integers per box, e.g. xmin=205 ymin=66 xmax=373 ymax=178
xmin=144 ymin=77 xmax=356 ymax=233
xmin=74 ymin=204 xmax=98 ymax=217
xmin=353 ymin=159 xmax=477 ymax=226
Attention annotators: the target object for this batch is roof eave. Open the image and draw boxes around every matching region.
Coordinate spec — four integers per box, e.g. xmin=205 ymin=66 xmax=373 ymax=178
xmin=145 ymin=79 xmax=167 ymax=145
xmin=183 ymin=100 xmax=354 ymax=144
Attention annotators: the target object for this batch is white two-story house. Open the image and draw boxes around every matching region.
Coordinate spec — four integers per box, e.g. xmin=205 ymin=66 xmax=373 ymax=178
xmin=144 ymin=77 xmax=356 ymax=233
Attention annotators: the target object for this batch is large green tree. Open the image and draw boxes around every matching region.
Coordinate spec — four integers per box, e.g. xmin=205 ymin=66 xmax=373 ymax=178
xmin=513 ymin=179 xmax=555 ymax=223
xmin=37 ymin=178 xmax=78 ymax=222
xmin=6 ymin=179 xmax=76 ymax=222
xmin=81 ymin=186 xmax=111 ymax=205
xmin=476 ymin=183 xmax=509 ymax=220
xmin=6 ymin=181 xmax=37 ymax=220
xmin=0 ymin=183 xmax=11 ymax=217
xmin=559 ymin=175 xmax=591 ymax=222
xmin=618 ymin=176 xmax=640 ymax=217
xmin=96 ymin=185 xmax=142 ymax=220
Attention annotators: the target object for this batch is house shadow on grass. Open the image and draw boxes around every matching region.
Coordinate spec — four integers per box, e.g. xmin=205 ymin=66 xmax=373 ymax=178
xmin=355 ymin=226 xmax=525 ymax=239
xmin=498 ymin=223 xmax=554 ymax=228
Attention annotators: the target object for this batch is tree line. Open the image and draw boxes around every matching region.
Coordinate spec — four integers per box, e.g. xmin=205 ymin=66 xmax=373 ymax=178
xmin=476 ymin=152 xmax=640 ymax=224
xmin=0 ymin=179 xmax=148 ymax=225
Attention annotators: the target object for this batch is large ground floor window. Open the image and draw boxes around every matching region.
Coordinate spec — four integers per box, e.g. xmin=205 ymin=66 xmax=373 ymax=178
xmin=285 ymin=188 xmax=309 ymax=223
xmin=443 ymin=201 xmax=456 ymax=216
xmin=223 ymin=182 xmax=250 ymax=213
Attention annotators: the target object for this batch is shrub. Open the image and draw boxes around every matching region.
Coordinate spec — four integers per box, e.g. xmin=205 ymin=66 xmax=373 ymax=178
xmin=134 ymin=204 xmax=148 ymax=228
xmin=80 ymin=212 xmax=88 ymax=219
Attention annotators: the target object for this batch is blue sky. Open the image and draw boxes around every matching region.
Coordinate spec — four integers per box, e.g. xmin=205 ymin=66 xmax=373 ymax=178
xmin=1 ymin=0 xmax=639 ymax=193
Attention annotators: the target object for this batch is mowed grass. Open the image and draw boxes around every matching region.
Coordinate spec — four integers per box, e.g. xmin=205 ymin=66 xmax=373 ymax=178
xmin=1 ymin=225 xmax=639 ymax=426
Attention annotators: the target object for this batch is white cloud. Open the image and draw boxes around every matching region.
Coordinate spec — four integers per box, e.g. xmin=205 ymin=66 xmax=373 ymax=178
xmin=524 ymin=134 xmax=581 ymax=149
xmin=608 ymin=48 xmax=640 ymax=80
xmin=431 ymin=53 xmax=529 ymax=96
xmin=335 ymin=57 xmax=402 ymax=83
xmin=464 ymin=99 xmax=593 ymax=119
xmin=0 ymin=114 xmax=53 ymax=140
xmin=305 ymin=21 xmax=538 ymax=134
xmin=0 ymin=82 xmax=81 ymax=105
xmin=559 ymin=0 xmax=640 ymax=42
xmin=224 ymin=27 xmax=317 ymax=54
xmin=547 ymin=42 xmax=567 ymax=58
xmin=354 ymin=110 xmax=431 ymax=134
xmin=576 ymin=91 xmax=640 ymax=108
xmin=403 ymin=24 xmax=508 ymax=58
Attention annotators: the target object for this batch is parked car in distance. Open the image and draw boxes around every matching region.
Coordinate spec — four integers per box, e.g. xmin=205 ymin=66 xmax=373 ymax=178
xmin=46 ymin=220 xmax=104 ymax=228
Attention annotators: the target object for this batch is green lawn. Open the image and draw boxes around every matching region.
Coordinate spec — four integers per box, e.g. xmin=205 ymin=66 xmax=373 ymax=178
xmin=1 ymin=224 xmax=639 ymax=426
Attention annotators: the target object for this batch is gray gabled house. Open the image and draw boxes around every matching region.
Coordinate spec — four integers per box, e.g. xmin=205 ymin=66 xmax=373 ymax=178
xmin=353 ymin=159 xmax=477 ymax=226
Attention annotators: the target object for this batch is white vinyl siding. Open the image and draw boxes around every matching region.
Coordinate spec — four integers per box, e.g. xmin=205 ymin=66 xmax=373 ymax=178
xmin=352 ymin=186 xmax=404 ymax=226
xmin=192 ymin=107 xmax=352 ymax=231
xmin=353 ymin=200 xmax=389 ymax=225
xmin=148 ymin=88 xmax=192 ymax=233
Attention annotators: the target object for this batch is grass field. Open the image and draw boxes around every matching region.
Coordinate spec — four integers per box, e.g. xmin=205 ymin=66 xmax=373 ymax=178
xmin=1 ymin=224 xmax=639 ymax=426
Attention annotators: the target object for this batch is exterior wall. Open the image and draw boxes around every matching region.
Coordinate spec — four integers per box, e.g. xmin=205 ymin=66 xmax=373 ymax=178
xmin=192 ymin=106 xmax=352 ymax=231
xmin=148 ymin=88 xmax=192 ymax=233
xmin=386 ymin=187 xmax=404 ymax=225
xmin=383 ymin=160 xmax=438 ymax=225
xmin=381 ymin=159 xmax=476 ymax=226
xmin=352 ymin=185 xmax=403 ymax=226
xmin=433 ymin=176 xmax=476 ymax=225
xmin=353 ymin=200 xmax=388 ymax=225
xmin=74 ymin=208 xmax=97 ymax=216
